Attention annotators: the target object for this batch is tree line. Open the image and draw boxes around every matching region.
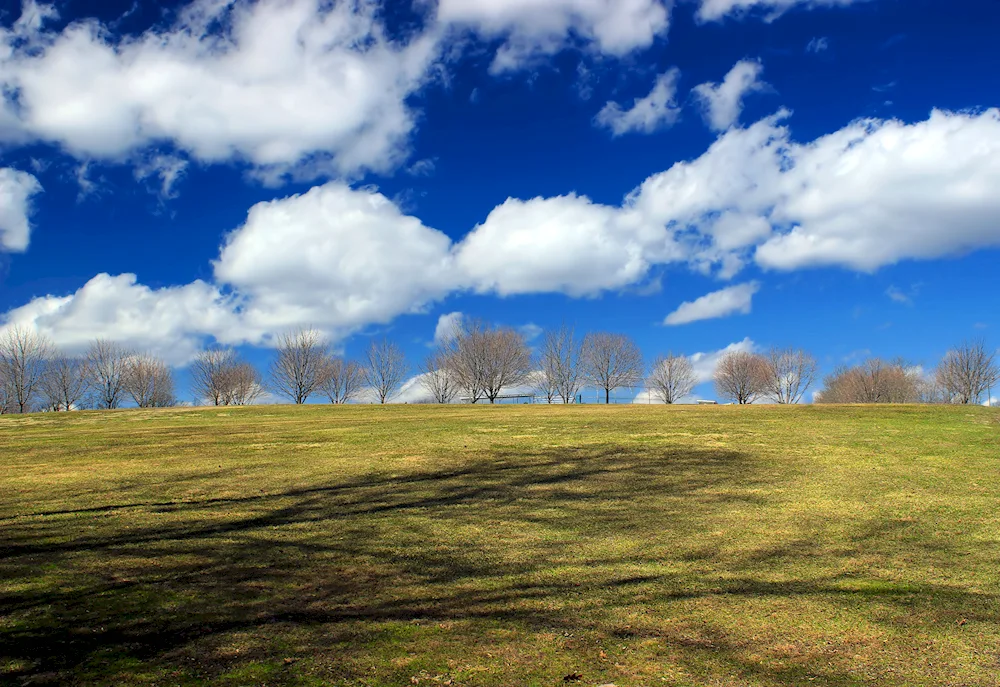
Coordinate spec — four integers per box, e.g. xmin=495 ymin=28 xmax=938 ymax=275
xmin=1 ymin=322 xmax=997 ymax=412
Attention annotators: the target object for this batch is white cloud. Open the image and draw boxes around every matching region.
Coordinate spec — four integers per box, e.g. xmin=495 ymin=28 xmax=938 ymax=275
xmin=595 ymin=68 xmax=682 ymax=137
xmin=135 ymin=154 xmax=189 ymax=199
xmin=664 ymin=281 xmax=760 ymax=325
xmin=8 ymin=109 xmax=1000 ymax=356
xmin=692 ymin=59 xmax=766 ymax=132
xmin=806 ymin=37 xmax=829 ymax=53
xmin=885 ymin=285 xmax=911 ymax=305
xmin=0 ymin=167 xmax=42 ymax=252
xmin=519 ymin=323 xmax=544 ymax=341
xmin=434 ymin=0 xmax=671 ymax=73
xmin=454 ymin=193 xmax=683 ymax=296
xmin=0 ymin=0 xmax=439 ymax=179
xmin=696 ymin=0 xmax=868 ymax=22
xmin=434 ymin=312 xmax=464 ymax=345
xmin=213 ymin=183 xmax=457 ymax=339
xmin=1 ymin=273 xmax=239 ymax=365
xmin=689 ymin=337 xmax=755 ymax=383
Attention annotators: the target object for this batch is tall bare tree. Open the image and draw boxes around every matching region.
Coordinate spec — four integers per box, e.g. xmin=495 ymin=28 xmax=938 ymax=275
xmin=125 ymin=354 xmax=176 ymax=408
xmin=365 ymin=339 xmax=408 ymax=404
xmin=935 ymin=340 xmax=999 ymax=404
xmin=268 ymin=329 xmax=330 ymax=404
xmin=648 ymin=353 xmax=697 ymax=404
xmin=0 ymin=326 xmax=53 ymax=413
xmin=225 ymin=362 xmax=265 ymax=406
xmin=320 ymin=357 xmax=365 ymax=404
xmin=442 ymin=318 xmax=489 ymax=403
xmin=190 ymin=349 xmax=238 ymax=406
xmin=40 ymin=355 xmax=88 ymax=411
xmin=84 ymin=339 xmax=131 ymax=410
xmin=420 ymin=351 xmax=460 ymax=404
xmin=761 ymin=347 xmax=818 ymax=404
xmin=480 ymin=327 xmax=532 ymax=404
xmin=537 ymin=325 xmax=583 ymax=404
xmin=582 ymin=332 xmax=644 ymax=404
xmin=714 ymin=350 xmax=768 ymax=404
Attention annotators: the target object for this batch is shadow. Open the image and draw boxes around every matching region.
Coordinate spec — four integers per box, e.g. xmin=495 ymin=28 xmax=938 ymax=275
xmin=1 ymin=440 xmax=996 ymax=686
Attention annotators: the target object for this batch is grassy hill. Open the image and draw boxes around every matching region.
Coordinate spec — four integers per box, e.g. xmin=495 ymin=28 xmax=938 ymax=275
xmin=1 ymin=404 xmax=999 ymax=686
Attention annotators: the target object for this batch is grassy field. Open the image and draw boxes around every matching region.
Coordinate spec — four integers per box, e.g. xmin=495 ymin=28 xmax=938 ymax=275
xmin=1 ymin=404 xmax=999 ymax=687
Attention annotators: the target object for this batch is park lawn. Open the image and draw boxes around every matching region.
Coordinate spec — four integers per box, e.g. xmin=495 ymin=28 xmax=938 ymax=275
xmin=1 ymin=404 xmax=999 ymax=687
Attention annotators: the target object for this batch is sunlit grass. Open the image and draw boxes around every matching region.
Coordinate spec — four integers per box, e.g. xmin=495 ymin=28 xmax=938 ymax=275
xmin=1 ymin=404 xmax=999 ymax=686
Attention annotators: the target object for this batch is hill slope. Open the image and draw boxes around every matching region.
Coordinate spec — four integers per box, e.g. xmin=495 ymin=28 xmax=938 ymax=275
xmin=2 ymin=405 xmax=999 ymax=686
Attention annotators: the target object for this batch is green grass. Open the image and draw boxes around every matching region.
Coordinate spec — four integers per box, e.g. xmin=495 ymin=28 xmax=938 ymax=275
xmin=1 ymin=404 xmax=999 ymax=686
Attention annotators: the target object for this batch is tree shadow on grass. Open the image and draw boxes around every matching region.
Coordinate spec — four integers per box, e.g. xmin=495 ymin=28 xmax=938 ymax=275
xmin=1 ymin=443 xmax=997 ymax=686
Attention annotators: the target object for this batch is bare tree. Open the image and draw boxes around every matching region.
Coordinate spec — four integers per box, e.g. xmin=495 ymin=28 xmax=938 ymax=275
xmin=226 ymin=362 xmax=265 ymax=406
xmin=268 ymin=329 xmax=330 ymax=404
xmin=0 ymin=326 xmax=53 ymax=413
xmin=190 ymin=349 xmax=238 ymax=406
xmin=538 ymin=325 xmax=583 ymax=404
xmin=761 ymin=347 xmax=818 ymax=404
xmin=320 ymin=357 xmax=365 ymax=404
xmin=365 ymin=339 xmax=408 ymax=404
xmin=84 ymin=339 xmax=131 ymax=410
xmin=441 ymin=318 xmax=489 ymax=403
xmin=582 ymin=332 xmax=644 ymax=404
xmin=935 ymin=340 xmax=999 ymax=404
xmin=125 ymin=354 xmax=176 ymax=408
xmin=420 ymin=351 xmax=460 ymax=404
xmin=714 ymin=351 xmax=768 ymax=404
xmin=817 ymin=358 xmax=921 ymax=403
xmin=480 ymin=327 xmax=533 ymax=403
xmin=41 ymin=356 xmax=88 ymax=411
xmin=648 ymin=353 xmax=697 ymax=404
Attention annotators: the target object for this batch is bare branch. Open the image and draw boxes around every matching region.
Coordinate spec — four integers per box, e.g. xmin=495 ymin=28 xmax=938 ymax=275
xmin=648 ymin=353 xmax=696 ymax=404
xmin=125 ymin=354 xmax=176 ymax=408
xmin=761 ymin=347 xmax=818 ymax=404
xmin=420 ymin=351 xmax=460 ymax=404
xmin=538 ymin=325 xmax=583 ymax=404
xmin=320 ymin=357 xmax=365 ymax=404
xmin=713 ymin=350 xmax=768 ymax=404
xmin=40 ymin=355 xmax=88 ymax=411
xmin=582 ymin=332 xmax=644 ymax=404
xmin=0 ymin=326 xmax=53 ymax=413
xmin=364 ymin=339 xmax=407 ymax=404
xmin=935 ymin=340 xmax=999 ymax=404
xmin=84 ymin=339 xmax=131 ymax=410
xmin=268 ymin=329 xmax=330 ymax=404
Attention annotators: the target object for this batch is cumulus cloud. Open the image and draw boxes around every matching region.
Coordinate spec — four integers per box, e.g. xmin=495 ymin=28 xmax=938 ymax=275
xmin=696 ymin=0 xmax=867 ymax=22
xmin=1 ymin=274 xmax=239 ymax=365
xmin=434 ymin=0 xmax=671 ymax=73
xmin=434 ymin=312 xmax=464 ymax=345
xmin=664 ymin=281 xmax=760 ymax=325
xmin=595 ymin=68 xmax=682 ymax=136
xmin=0 ymin=0 xmax=439 ymax=179
xmin=8 ymin=109 xmax=1000 ymax=356
xmin=692 ymin=59 xmax=767 ymax=132
xmin=454 ymin=193 xmax=682 ymax=296
xmin=0 ymin=168 xmax=42 ymax=252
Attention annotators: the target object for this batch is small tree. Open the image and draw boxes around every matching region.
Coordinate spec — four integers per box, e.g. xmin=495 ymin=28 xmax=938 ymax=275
xmin=648 ymin=353 xmax=697 ymax=404
xmin=365 ymin=339 xmax=407 ymax=404
xmin=538 ymin=325 xmax=583 ymax=404
xmin=268 ymin=329 xmax=330 ymax=404
xmin=420 ymin=351 xmax=460 ymax=404
xmin=761 ymin=347 xmax=818 ymax=404
xmin=40 ymin=355 xmax=88 ymax=411
xmin=84 ymin=339 xmax=131 ymax=410
xmin=582 ymin=332 xmax=644 ymax=404
xmin=714 ymin=350 xmax=768 ymax=404
xmin=320 ymin=357 xmax=365 ymax=404
xmin=226 ymin=362 xmax=265 ymax=406
xmin=935 ymin=340 xmax=999 ymax=404
xmin=817 ymin=358 xmax=921 ymax=403
xmin=442 ymin=319 xmax=488 ymax=403
xmin=0 ymin=325 xmax=53 ymax=413
xmin=125 ymin=354 xmax=176 ymax=408
xmin=190 ymin=349 xmax=238 ymax=406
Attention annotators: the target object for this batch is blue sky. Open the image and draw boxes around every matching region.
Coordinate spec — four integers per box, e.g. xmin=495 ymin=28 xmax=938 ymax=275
xmin=0 ymin=0 xmax=998 ymax=403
